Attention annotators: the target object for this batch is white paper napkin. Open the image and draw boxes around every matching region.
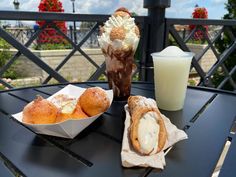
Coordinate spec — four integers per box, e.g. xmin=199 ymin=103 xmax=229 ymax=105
xmin=121 ymin=105 xmax=188 ymax=169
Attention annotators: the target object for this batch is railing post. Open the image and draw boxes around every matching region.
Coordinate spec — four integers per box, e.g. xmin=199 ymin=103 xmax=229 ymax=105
xmin=143 ymin=0 xmax=170 ymax=81
xmin=69 ymin=25 xmax=73 ymax=42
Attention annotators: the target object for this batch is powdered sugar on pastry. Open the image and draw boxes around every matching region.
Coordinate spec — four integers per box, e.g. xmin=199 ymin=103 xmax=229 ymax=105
xmin=51 ymin=94 xmax=77 ymax=114
xmin=136 ymin=97 xmax=157 ymax=109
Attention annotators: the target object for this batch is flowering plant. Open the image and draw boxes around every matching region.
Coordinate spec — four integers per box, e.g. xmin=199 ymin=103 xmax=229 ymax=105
xmin=37 ymin=0 xmax=67 ymax=44
xmin=189 ymin=7 xmax=208 ymax=40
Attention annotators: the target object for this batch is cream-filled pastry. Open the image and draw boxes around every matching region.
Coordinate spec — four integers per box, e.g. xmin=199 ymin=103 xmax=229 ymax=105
xmin=52 ymin=94 xmax=89 ymax=123
xmin=51 ymin=94 xmax=78 ymax=114
xmin=60 ymin=99 xmax=77 ymax=114
xmin=22 ymin=96 xmax=58 ymax=124
xmin=52 ymin=94 xmax=73 ymax=107
xmin=138 ymin=112 xmax=160 ymax=155
xmin=128 ymin=96 xmax=167 ymax=155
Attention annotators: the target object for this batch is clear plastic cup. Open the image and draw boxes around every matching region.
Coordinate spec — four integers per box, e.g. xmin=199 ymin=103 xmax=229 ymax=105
xmin=151 ymin=46 xmax=194 ymax=111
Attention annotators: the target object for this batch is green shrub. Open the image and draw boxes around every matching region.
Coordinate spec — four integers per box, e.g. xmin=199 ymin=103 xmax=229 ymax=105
xmin=0 ymin=38 xmax=18 ymax=79
xmin=98 ymin=74 xmax=107 ymax=81
xmin=0 ymin=38 xmax=11 ymax=66
xmin=34 ymin=43 xmax=72 ymax=50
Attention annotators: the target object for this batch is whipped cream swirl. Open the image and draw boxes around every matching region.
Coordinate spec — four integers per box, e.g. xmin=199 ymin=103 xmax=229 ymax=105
xmin=98 ymin=15 xmax=140 ymax=51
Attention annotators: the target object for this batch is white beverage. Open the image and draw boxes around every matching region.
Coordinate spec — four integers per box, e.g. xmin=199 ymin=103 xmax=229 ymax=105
xmin=152 ymin=46 xmax=194 ymax=111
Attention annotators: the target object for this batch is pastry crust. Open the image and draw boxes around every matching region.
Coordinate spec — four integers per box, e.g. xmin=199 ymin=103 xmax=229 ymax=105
xmin=128 ymin=95 xmax=159 ymax=117
xmin=79 ymin=87 xmax=110 ymax=116
xmin=128 ymin=96 xmax=167 ymax=155
xmin=23 ymin=96 xmax=58 ymax=124
xmin=56 ymin=103 xmax=88 ymax=123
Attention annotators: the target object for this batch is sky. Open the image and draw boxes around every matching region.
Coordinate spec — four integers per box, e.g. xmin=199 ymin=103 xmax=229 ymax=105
xmin=0 ymin=0 xmax=228 ymax=25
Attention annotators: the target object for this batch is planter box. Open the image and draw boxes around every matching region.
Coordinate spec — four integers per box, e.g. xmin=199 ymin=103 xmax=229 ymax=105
xmin=10 ymin=48 xmax=105 ymax=82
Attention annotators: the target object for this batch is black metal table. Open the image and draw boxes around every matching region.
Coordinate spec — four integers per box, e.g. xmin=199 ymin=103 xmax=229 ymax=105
xmin=0 ymin=82 xmax=235 ymax=177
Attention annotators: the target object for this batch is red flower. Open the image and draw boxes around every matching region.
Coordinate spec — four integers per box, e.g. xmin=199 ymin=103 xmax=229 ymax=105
xmin=189 ymin=7 xmax=208 ymax=40
xmin=37 ymin=0 xmax=68 ymax=44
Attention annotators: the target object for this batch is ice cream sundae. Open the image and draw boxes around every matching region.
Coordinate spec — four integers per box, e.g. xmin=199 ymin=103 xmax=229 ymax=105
xmin=98 ymin=7 xmax=140 ymax=100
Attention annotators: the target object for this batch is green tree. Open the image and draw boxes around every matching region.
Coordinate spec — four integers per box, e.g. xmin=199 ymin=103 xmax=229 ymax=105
xmin=131 ymin=12 xmax=138 ymax=16
xmin=214 ymin=0 xmax=236 ymax=90
xmin=224 ymin=0 xmax=236 ymax=19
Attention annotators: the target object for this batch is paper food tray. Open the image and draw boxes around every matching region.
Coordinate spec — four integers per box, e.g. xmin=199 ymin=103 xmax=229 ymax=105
xmin=12 ymin=84 xmax=113 ymax=139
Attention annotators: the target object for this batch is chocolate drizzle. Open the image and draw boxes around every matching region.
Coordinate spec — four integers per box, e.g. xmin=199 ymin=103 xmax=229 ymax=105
xmin=105 ymin=45 xmax=135 ymax=101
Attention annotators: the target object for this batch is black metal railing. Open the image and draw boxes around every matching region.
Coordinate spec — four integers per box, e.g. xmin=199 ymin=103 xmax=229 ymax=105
xmin=0 ymin=10 xmax=147 ymax=88
xmin=5 ymin=27 xmax=35 ymax=45
xmin=165 ymin=18 xmax=236 ymax=91
xmin=0 ymin=0 xmax=235 ymax=92
xmin=5 ymin=27 xmax=99 ymax=48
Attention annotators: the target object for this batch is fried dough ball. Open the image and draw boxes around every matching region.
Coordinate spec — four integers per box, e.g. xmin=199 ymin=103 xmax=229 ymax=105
xmin=79 ymin=87 xmax=110 ymax=116
xmin=23 ymin=96 xmax=58 ymax=124
xmin=56 ymin=103 xmax=88 ymax=123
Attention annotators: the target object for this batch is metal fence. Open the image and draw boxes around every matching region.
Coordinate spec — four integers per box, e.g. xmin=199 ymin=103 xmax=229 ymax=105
xmin=165 ymin=18 xmax=236 ymax=90
xmin=4 ymin=27 xmax=99 ymax=48
xmin=0 ymin=11 xmax=147 ymax=89
xmin=0 ymin=0 xmax=235 ymax=91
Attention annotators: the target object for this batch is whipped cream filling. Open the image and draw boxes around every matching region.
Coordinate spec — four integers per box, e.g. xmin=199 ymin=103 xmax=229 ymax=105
xmin=51 ymin=94 xmax=77 ymax=114
xmin=98 ymin=15 xmax=139 ymax=51
xmin=138 ymin=111 xmax=159 ymax=155
xmin=60 ymin=99 xmax=77 ymax=114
